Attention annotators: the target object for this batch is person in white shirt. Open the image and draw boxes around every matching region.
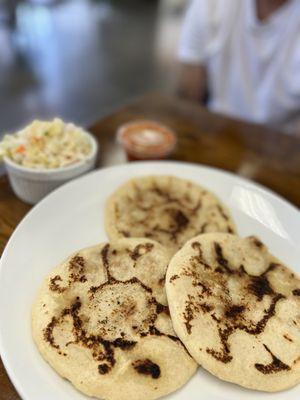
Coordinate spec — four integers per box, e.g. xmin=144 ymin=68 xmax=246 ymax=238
xmin=177 ymin=0 xmax=300 ymax=134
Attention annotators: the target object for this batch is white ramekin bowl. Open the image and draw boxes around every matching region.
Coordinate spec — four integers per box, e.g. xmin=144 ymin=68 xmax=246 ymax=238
xmin=3 ymin=131 xmax=98 ymax=205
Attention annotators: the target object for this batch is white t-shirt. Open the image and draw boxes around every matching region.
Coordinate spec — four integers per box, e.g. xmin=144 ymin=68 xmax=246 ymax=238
xmin=178 ymin=0 xmax=300 ymax=134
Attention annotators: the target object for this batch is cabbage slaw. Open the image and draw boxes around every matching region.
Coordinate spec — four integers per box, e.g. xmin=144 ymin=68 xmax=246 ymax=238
xmin=0 ymin=119 xmax=93 ymax=169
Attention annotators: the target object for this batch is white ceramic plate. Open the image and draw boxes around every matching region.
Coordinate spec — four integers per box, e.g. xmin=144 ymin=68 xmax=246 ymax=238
xmin=0 ymin=161 xmax=299 ymax=400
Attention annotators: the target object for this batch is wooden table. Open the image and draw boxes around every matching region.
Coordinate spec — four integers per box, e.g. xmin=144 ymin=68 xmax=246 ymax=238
xmin=0 ymin=93 xmax=299 ymax=399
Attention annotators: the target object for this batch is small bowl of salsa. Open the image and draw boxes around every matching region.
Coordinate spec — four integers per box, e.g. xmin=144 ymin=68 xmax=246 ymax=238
xmin=117 ymin=120 xmax=177 ymax=161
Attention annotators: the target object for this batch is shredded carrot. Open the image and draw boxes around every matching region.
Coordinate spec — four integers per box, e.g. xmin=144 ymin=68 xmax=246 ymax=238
xmin=16 ymin=145 xmax=25 ymax=153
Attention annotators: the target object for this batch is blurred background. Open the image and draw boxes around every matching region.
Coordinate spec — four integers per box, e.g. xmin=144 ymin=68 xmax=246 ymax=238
xmin=0 ymin=0 xmax=183 ymax=137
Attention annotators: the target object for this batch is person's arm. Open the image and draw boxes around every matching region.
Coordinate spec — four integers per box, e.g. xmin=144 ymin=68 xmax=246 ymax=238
xmin=177 ymin=63 xmax=208 ymax=103
xmin=176 ymin=0 xmax=211 ymax=104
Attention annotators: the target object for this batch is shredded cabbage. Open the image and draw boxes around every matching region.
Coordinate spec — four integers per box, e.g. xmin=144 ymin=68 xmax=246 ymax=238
xmin=0 ymin=118 xmax=92 ymax=169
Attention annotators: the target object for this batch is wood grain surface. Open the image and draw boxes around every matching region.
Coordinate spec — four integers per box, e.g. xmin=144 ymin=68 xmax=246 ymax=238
xmin=0 ymin=93 xmax=299 ymax=399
